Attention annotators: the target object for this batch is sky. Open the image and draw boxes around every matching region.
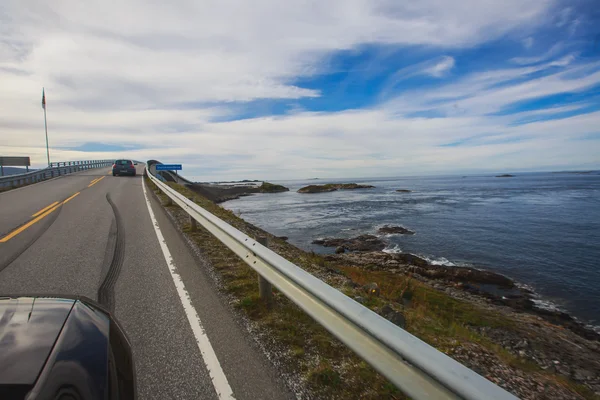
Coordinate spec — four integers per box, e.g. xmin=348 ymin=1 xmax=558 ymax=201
xmin=1 ymin=0 xmax=599 ymax=181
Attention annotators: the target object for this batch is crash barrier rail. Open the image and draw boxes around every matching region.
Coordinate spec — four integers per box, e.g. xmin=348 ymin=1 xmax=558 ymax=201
xmin=0 ymin=160 xmax=114 ymax=189
xmin=146 ymin=167 xmax=518 ymax=400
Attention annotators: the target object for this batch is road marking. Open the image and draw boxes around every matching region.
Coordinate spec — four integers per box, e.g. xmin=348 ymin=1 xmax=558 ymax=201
xmin=63 ymin=192 xmax=80 ymax=204
xmin=89 ymin=177 xmax=100 ymax=185
xmin=88 ymin=176 xmax=105 ymax=187
xmin=1 ymin=204 xmax=60 ymax=242
xmin=1 ymin=192 xmax=81 ymax=243
xmin=32 ymin=201 xmax=59 ymax=217
xmin=142 ymin=179 xmax=235 ymax=400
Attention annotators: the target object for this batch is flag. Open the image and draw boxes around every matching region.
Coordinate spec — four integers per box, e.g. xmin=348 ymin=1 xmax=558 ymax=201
xmin=42 ymin=88 xmax=46 ymax=110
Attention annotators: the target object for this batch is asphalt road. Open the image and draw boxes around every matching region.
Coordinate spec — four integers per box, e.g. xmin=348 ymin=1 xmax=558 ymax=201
xmin=0 ymin=165 xmax=292 ymax=400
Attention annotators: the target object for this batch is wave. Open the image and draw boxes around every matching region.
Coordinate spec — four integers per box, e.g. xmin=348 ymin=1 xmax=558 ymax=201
xmin=422 ymin=255 xmax=456 ymax=267
xmin=531 ymin=298 xmax=563 ymax=313
xmin=382 ymin=244 xmax=402 ymax=254
xmin=382 ymin=233 xmax=415 ymax=238
xmin=531 ymin=299 xmax=600 ymax=334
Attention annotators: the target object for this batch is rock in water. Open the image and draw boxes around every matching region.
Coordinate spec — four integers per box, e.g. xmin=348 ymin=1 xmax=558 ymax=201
xmin=258 ymin=182 xmax=290 ymax=193
xmin=396 ymin=189 xmax=412 ymax=193
xmin=378 ymin=225 xmax=415 ymax=235
xmin=496 ymin=174 xmax=515 ymax=178
xmin=298 ymin=183 xmax=375 ymax=193
xmin=311 ymin=235 xmax=386 ymax=252
xmin=335 ymin=246 xmax=345 ymax=254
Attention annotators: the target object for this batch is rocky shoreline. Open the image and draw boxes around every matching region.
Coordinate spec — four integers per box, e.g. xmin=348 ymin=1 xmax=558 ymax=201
xmin=185 ymin=181 xmax=289 ymax=203
xmin=314 ymin=250 xmax=600 ymax=395
xmin=312 ymin=231 xmax=600 ymax=342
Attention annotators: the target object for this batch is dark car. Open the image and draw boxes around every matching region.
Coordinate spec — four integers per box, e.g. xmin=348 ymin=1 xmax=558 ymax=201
xmin=112 ymin=160 xmax=136 ymax=176
xmin=0 ymin=296 xmax=136 ymax=400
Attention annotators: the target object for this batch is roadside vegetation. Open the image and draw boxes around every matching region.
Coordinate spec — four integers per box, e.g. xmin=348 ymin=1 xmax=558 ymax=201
xmin=146 ymin=177 xmax=597 ymax=400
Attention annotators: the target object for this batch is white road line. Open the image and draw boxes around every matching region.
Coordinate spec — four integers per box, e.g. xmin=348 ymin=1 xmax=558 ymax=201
xmin=142 ymin=179 xmax=235 ymax=400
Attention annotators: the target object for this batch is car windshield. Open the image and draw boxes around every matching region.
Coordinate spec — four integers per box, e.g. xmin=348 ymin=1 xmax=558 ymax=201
xmin=116 ymin=160 xmax=131 ymax=165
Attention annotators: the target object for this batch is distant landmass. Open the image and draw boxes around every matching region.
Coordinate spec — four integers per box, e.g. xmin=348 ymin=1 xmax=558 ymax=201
xmin=211 ymin=179 xmax=261 ymax=184
xmin=298 ymin=183 xmax=375 ymax=193
xmin=551 ymin=170 xmax=599 ymax=175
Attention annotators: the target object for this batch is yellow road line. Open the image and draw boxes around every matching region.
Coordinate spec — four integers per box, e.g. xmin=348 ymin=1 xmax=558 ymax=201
xmin=32 ymin=201 xmax=59 ymax=217
xmin=1 ymin=192 xmax=81 ymax=243
xmin=88 ymin=176 xmax=105 ymax=187
xmin=1 ymin=204 xmax=61 ymax=242
xmin=63 ymin=192 xmax=80 ymax=204
xmin=89 ymin=177 xmax=100 ymax=185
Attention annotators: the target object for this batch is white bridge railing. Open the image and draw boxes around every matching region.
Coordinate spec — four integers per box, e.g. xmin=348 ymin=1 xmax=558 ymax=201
xmin=146 ymin=164 xmax=518 ymax=400
xmin=0 ymin=160 xmax=113 ymax=188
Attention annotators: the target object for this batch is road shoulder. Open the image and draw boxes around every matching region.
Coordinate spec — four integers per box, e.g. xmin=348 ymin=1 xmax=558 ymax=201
xmin=143 ymin=178 xmax=295 ymax=400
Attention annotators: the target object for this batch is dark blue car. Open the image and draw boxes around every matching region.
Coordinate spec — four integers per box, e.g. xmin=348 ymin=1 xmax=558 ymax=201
xmin=0 ymin=296 xmax=136 ymax=400
xmin=112 ymin=160 xmax=136 ymax=177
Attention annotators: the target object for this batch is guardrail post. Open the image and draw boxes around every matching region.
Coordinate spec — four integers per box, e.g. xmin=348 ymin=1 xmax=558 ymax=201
xmin=188 ymin=197 xmax=197 ymax=231
xmin=257 ymin=237 xmax=273 ymax=307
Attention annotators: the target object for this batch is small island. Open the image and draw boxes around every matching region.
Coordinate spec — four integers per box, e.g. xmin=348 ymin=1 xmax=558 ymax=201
xmin=258 ymin=182 xmax=289 ymax=193
xmin=298 ymin=183 xmax=375 ymax=193
xmin=396 ymin=189 xmax=412 ymax=193
xmin=496 ymin=174 xmax=515 ymax=178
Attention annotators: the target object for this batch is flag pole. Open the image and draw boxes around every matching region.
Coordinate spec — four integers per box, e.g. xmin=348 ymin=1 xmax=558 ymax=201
xmin=42 ymin=88 xmax=50 ymax=166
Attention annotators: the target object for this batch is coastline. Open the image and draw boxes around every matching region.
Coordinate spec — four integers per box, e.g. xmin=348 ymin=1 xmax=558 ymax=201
xmin=374 ymin=233 xmax=600 ymax=337
xmin=218 ymin=185 xmax=600 ymax=337
xmin=219 ymin=188 xmax=600 ymax=334
xmin=331 ymin=247 xmax=600 ymax=341
xmin=155 ymin=179 xmax=600 ymax=398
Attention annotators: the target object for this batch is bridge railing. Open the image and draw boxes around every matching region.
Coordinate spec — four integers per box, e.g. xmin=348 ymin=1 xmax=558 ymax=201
xmin=0 ymin=160 xmax=114 ymax=189
xmin=146 ymin=166 xmax=518 ymax=400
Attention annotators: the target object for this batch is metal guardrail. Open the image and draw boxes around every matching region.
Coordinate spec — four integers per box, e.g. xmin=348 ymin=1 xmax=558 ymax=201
xmin=0 ymin=160 xmax=114 ymax=188
xmin=146 ymin=167 xmax=518 ymax=400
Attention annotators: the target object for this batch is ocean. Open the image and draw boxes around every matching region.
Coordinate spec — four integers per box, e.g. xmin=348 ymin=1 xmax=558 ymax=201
xmin=221 ymin=172 xmax=600 ymax=327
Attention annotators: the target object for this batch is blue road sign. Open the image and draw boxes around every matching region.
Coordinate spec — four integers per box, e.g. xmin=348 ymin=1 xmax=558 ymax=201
xmin=156 ymin=164 xmax=182 ymax=171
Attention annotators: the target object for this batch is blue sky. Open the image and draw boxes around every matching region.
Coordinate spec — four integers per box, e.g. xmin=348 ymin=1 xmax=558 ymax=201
xmin=1 ymin=0 xmax=599 ymax=180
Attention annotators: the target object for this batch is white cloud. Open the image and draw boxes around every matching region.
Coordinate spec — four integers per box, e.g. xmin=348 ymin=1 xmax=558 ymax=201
xmin=556 ymin=7 xmax=572 ymax=27
xmin=522 ymin=37 xmax=535 ymax=49
xmin=424 ymin=56 xmax=455 ymax=77
xmin=2 ymin=0 xmax=598 ymax=180
xmin=0 ymin=0 xmax=553 ymax=108
xmin=510 ymin=42 xmax=566 ymax=65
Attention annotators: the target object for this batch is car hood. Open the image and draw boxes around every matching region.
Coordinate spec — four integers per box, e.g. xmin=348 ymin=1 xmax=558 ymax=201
xmin=0 ymin=297 xmax=75 ymax=385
